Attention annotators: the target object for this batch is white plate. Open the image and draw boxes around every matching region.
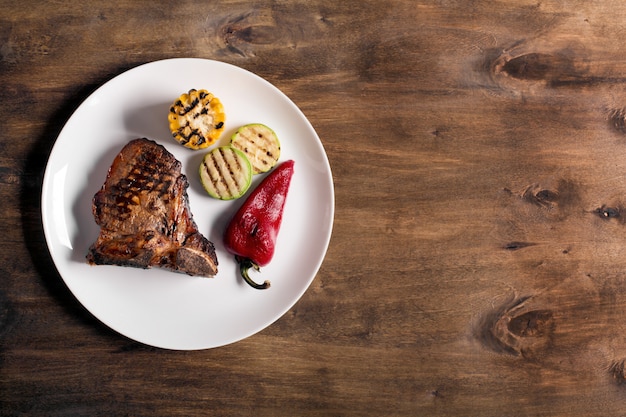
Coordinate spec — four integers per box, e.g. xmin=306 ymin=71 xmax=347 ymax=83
xmin=41 ymin=58 xmax=334 ymax=350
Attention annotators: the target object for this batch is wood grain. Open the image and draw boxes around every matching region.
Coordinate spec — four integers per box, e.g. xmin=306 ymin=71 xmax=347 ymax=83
xmin=5 ymin=0 xmax=626 ymax=415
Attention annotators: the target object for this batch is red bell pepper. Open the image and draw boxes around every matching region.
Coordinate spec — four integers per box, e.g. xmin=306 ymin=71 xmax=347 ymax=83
xmin=224 ymin=160 xmax=295 ymax=289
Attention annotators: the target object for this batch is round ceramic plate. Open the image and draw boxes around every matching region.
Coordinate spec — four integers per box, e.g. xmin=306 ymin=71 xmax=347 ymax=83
xmin=41 ymin=58 xmax=334 ymax=350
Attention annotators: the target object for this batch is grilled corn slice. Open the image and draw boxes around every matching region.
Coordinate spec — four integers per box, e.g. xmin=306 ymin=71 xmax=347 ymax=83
xmin=230 ymin=124 xmax=280 ymax=174
xmin=199 ymin=146 xmax=253 ymax=200
xmin=168 ymin=89 xmax=226 ymax=150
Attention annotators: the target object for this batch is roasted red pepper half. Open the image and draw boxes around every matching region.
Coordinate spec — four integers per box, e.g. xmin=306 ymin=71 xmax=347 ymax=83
xmin=224 ymin=160 xmax=295 ymax=289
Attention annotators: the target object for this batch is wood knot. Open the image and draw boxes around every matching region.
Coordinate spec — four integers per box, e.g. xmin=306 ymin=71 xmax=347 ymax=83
xmin=476 ymin=296 xmax=555 ymax=358
xmin=522 ymin=186 xmax=560 ymax=210
xmin=508 ymin=310 xmax=553 ymax=337
xmin=488 ymin=43 xmax=590 ymax=88
xmin=594 ymin=204 xmax=623 ymax=221
xmin=609 ymin=108 xmax=626 ymax=134
xmin=219 ymin=13 xmax=279 ymax=56
xmin=223 ymin=24 xmax=277 ymax=45
xmin=502 ymin=241 xmax=537 ymax=251
xmin=517 ymin=179 xmax=580 ymax=219
xmin=501 ymin=52 xmax=557 ymax=81
xmin=609 ymin=360 xmax=626 ymax=385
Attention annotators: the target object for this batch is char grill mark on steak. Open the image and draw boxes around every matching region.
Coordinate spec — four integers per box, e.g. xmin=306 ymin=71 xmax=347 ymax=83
xmin=86 ymin=138 xmax=218 ymax=277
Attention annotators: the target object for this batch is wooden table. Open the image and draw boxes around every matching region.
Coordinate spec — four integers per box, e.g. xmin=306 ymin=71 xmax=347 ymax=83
xmin=4 ymin=1 xmax=626 ymax=415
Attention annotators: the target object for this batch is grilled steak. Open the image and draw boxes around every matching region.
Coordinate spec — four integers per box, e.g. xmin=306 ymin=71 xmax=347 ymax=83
xmin=87 ymin=138 xmax=218 ymax=277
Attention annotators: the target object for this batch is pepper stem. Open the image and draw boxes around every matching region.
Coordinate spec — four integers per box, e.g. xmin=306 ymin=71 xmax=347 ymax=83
xmin=236 ymin=256 xmax=271 ymax=290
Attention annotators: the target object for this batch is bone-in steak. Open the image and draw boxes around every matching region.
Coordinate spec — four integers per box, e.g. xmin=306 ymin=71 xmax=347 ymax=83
xmin=87 ymin=138 xmax=218 ymax=277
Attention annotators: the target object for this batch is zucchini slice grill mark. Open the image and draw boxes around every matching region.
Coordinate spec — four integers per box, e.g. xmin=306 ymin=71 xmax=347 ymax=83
xmin=231 ymin=124 xmax=280 ymax=174
xmin=199 ymin=147 xmax=252 ymax=200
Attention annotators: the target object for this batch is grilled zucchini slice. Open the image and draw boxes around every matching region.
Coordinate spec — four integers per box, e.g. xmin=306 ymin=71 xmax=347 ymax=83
xmin=199 ymin=146 xmax=253 ymax=200
xmin=168 ymin=89 xmax=226 ymax=150
xmin=230 ymin=124 xmax=280 ymax=174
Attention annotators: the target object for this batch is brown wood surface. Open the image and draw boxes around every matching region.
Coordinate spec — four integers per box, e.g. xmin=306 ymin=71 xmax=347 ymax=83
xmin=4 ymin=0 xmax=626 ymax=415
